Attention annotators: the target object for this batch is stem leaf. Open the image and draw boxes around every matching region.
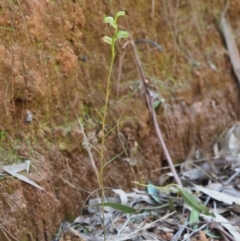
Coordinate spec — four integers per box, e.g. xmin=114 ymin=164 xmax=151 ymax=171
xmin=103 ymin=16 xmax=116 ymax=29
xmin=116 ymin=11 xmax=126 ymax=18
xmin=103 ymin=36 xmax=113 ymax=45
xmin=116 ymin=30 xmax=129 ymax=41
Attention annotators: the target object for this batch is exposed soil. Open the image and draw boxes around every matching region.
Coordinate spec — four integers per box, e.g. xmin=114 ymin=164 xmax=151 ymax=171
xmin=0 ymin=0 xmax=240 ymax=240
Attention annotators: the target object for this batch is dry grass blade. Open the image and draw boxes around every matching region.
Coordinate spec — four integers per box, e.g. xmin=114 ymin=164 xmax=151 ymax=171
xmin=221 ymin=14 xmax=240 ymax=85
xmin=77 ymin=116 xmax=100 ymax=185
xmin=0 ymin=224 xmax=19 ymax=241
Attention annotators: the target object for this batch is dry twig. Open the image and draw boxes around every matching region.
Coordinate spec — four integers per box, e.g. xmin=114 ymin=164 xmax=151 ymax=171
xmin=118 ymin=38 xmax=182 ymax=186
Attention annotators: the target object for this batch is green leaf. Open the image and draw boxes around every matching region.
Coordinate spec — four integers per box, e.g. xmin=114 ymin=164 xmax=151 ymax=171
xmin=178 ymin=188 xmax=215 ymax=217
xmin=103 ymin=16 xmax=116 ymax=29
xmin=116 ymin=30 xmax=129 ymax=40
xmin=116 ymin=11 xmax=126 ymax=18
xmin=103 ymin=36 xmax=113 ymax=45
xmin=153 ymin=98 xmax=165 ymax=109
xmin=139 ymin=203 xmax=169 ymax=211
xmin=168 ymin=198 xmax=175 ymax=213
xmin=103 ymin=16 xmax=114 ymax=24
xmin=189 ymin=209 xmax=200 ymax=230
xmin=152 ymin=100 xmax=160 ymax=109
xmin=92 ymin=202 xmax=138 ymax=214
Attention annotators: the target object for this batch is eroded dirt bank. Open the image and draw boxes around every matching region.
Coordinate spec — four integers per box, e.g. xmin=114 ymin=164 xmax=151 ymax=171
xmin=0 ymin=0 xmax=240 ymax=240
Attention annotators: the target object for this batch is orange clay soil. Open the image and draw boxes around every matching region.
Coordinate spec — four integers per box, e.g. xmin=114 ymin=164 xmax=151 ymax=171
xmin=0 ymin=0 xmax=240 ymax=240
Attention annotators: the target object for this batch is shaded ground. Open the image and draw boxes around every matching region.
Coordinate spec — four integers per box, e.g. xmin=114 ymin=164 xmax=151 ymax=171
xmin=0 ymin=0 xmax=240 ymax=240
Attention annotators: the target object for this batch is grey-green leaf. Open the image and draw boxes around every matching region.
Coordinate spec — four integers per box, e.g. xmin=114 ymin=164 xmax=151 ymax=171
xmin=92 ymin=202 xmax=138 ymax=214
xmin=103 ymin=16 xmax=116 ymax=29
xmin=116 ymin=30 xmax=129 ymax=40
xmin=152 ymin=100 xmax=160 ymax=109
xmin=103 ymin=16 xmax=114 ymax=24
xmin=103 ymin=36 xmax=113 ymax=45
xmin=116 ymin=11 xmax=126 ymax=18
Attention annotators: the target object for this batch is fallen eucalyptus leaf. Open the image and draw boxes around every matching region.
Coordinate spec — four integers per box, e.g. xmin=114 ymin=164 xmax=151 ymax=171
xmin=147 ymin=183 xmax=161 ymax=203
xmin=25 ymin=160 xmax=31 ymax=173
xmin=3 ymin=163 xmax=27 ymax=173
xmin=3 ymin=162 xmax=44 ymax=190
xmin=194 ymin=184 xmax=240 ymax=205
xmin=112 ymin=189 xmax=128 ymax=205
xmin=3 ymin=165 xmax=44 ymax=190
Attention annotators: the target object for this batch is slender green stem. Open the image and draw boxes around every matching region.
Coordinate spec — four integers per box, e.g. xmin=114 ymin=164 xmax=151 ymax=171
xmin=99 ymin=24 xmax=118 ymax=241
xmin=100 ymin=12 xmax=128 ymax=240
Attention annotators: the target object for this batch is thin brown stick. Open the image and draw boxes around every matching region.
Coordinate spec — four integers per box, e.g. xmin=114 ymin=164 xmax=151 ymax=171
xmin=117 ymin=39 xmax=162 ymax=97
xmin=121 ymin=39 xmax=182 ymax=186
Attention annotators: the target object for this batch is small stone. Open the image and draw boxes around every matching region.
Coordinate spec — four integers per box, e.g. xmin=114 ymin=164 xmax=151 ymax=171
xmin=26 ymin=110 xmax=33 ymax=123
